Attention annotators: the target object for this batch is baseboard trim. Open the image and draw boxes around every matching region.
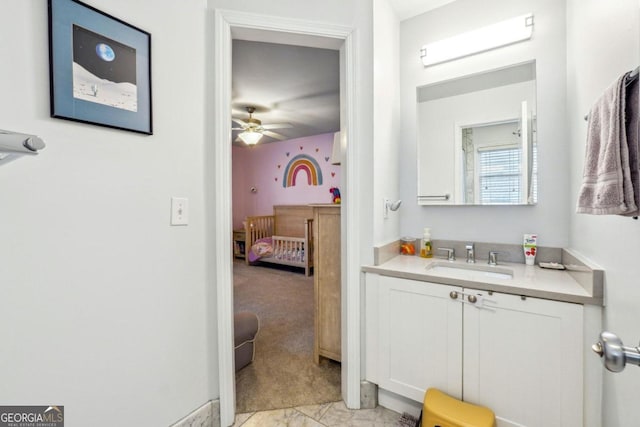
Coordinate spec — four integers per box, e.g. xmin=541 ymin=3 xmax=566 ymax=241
xmin=378 ymin=388 xmax=421 ymax=419
xmin=169 ymin=399 xmax=220 ymax=427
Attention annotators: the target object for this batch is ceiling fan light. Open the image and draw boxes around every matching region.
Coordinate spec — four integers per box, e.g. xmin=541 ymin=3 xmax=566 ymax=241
xmin=239 ymin=130 xmax=263 ymax=145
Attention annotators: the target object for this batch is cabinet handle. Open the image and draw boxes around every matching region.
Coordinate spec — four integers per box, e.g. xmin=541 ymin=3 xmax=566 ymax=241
xmin=468 ymin=295 xmax=477 ymax=304
xmin=449 ymin=291 xmax=458 ymax=300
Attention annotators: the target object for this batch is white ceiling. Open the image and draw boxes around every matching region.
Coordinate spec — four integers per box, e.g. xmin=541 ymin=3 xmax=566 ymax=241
xmin=387 ymin=0 xmax=457 ymax=21
xmin=231 ymin=40 xmax=340 ymax=145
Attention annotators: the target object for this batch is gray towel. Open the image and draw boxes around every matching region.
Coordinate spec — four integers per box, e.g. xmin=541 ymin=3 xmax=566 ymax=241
xmin=577 ymin=72 xmax=638 ymax=215
xmin=623 ymin=76 xmax=640 ymax=216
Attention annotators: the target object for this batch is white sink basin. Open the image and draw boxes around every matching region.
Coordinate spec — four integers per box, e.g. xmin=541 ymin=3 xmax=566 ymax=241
xmin=426 ymin=262 xmax=514 ymax=280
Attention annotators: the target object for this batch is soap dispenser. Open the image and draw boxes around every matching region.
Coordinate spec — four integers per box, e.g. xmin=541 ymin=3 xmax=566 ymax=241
xmin=420 ymin=228 xmax=433 ymax=258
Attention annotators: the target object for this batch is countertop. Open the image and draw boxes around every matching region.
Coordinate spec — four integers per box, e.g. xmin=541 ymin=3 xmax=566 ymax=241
xmin=362 ymin=255 xmax=602 ymax=305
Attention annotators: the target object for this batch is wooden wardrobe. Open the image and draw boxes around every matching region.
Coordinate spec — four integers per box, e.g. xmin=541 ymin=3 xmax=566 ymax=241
xmin=311 ymin=204 xmax=341 ymax=363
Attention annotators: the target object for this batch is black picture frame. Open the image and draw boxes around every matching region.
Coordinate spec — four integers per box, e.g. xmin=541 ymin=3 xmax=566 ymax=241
xmin=48 ymin=0 xmax=152 ymax=135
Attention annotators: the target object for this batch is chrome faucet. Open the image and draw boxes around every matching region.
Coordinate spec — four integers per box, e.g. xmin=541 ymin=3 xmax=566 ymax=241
xmin=488 ymin=251 xmax=500 ymax=266
xmin=465 ymin=243 xmax=475 ymax=263
xmin=437 ymin=247 xmax=455 ymax=262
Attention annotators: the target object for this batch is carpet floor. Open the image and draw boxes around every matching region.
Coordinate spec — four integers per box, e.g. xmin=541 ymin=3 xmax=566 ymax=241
xmin=233 ymin=260 xmax=342 ymax=413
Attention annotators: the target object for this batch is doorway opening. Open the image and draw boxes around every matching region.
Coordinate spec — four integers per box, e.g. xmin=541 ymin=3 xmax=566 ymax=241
xmin=211 ymin=10 xmax=362 ymax=426
xmin=230 ymin=38 xmax=342 ymax=411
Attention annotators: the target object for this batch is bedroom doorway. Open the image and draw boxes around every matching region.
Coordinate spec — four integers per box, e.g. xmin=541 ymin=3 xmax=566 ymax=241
xmin=230 ymin=39 xmax=342 ymax=414
xmin=211 ymin=9 xmax=363 ymax=427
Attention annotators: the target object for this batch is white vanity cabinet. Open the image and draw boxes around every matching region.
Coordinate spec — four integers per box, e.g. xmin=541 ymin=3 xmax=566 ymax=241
xmin=365 ymin=274 xmax=463 ymax=402
xmin=463 ymin=287 xmax=583 ymax=427
xmin=365 ymin=274 xmax=584 ymax=427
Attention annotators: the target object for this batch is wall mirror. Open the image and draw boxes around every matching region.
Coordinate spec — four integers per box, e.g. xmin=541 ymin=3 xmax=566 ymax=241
xmin=416 ymin=61 xmax=537 ymax=205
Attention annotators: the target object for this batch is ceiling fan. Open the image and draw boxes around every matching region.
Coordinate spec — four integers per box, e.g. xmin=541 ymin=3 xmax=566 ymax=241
xmin=232 ymin=106 xmax=292 ymax=145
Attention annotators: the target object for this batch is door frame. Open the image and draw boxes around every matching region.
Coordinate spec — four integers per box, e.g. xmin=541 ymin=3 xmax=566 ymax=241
xmin=210 ymin=8 xmax=363 ymax=426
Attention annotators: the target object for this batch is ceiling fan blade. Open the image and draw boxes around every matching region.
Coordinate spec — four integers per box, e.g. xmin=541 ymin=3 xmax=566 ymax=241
xmin=263 ymin=130 xmax=287 ymax=140
xmin=231 ymin=127 xmax=245 ymax=130
xmin=232 ymin=118 xmax=247 ymax=126
xmin=262 ymin=123 xmax=293 ymax=130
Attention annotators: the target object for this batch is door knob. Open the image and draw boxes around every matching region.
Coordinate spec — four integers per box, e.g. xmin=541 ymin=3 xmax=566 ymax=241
xmin=449 ymin=291 xmax=458 ymax=300
xmin=468 ymin=295 xmax=477 ymax=304
xmin=592 ymin=331 xmax=640 ymax=372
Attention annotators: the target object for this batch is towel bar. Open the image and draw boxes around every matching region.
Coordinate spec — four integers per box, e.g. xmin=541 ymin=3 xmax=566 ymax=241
xmin=418 ymin=194 xmax=450 ymax=202
xmin=584 ymin=66 xmax=639 ymax=121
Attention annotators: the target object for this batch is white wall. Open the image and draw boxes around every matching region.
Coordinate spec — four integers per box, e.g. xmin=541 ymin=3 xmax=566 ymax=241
xmin=0 ymin=1 xmax=211 ymax=426
xmin=373 ymin=0 xmax=402 ymax=244
xmin=566 ymin=1 xmax=640 ymax=425
xmin=399 ymin=0 xmax=568 ymax=246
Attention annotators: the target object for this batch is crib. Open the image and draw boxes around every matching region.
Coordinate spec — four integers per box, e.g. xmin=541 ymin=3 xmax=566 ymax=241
xmin=244 ymin=205 xmax=314 ymax=276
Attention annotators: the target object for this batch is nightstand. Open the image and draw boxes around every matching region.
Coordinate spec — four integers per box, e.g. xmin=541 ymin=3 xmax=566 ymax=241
xmin=233 ymin=229 xmax=246 ymax=259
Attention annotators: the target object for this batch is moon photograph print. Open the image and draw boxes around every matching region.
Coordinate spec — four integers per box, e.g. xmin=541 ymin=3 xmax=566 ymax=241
xmin=72 ymin=25 xmax=137 ymax=112
xmin=49 ymin=0 xmax=152 ymax=134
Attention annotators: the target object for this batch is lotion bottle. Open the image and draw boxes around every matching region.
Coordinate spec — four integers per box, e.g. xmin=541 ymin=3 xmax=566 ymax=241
xmin=523 ymin=234 xmax=537 ymax=265
xmin=420 ymin=228 xmax=433 ymax=258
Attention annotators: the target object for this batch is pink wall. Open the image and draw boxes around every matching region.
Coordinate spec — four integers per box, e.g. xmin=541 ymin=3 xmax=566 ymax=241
xmin=232 ymin=133 xmax=341 ymax=229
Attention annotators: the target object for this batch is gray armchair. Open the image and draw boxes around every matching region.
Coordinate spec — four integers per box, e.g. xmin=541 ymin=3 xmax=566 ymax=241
xmin=234 ymin=312 xmax=260 ymax=372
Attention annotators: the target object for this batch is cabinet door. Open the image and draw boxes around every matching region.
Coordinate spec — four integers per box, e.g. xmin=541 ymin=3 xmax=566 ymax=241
xmin=370 ymin=275 xmax=463 ymax=402
xmin=463 ymin=289 xmax=583 ymax=427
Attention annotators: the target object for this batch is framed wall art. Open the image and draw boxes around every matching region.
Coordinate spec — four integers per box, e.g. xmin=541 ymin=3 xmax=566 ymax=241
xmin=48 ymin=0 xmax=152 ymax=134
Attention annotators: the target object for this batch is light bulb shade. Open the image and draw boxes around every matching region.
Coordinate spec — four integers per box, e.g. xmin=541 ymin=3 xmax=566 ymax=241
xmin=420 ymin=13 xmax=534 ymax=67
xmin=331 ymin=131 xmax=341 ymax=165
xmin=239 ymin=130 xmax=263 ymax=145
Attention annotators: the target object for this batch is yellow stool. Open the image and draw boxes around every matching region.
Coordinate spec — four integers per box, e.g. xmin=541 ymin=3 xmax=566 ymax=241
xmin=422 ymin=388 xmax=496 ymax=427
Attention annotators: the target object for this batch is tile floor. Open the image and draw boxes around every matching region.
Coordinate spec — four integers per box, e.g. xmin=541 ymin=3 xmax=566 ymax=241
xmin=232 ymin=401 xmax=403 ymax=427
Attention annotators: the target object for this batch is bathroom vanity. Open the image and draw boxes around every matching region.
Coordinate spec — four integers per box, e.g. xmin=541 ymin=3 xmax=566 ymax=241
xmin=362 ymin=249 xmax=603 ymax=427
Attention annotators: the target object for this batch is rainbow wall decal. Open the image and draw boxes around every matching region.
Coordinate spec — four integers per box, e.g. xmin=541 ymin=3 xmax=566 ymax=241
xmin=282 ymin=154 xmax=323 ymax=188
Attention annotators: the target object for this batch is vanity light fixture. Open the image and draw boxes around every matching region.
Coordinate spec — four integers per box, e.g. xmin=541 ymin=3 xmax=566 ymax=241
xmin=238 ymin=130 xmax=263 ymax=145
xmin=420 ymin=13 xmax=534 ymax=67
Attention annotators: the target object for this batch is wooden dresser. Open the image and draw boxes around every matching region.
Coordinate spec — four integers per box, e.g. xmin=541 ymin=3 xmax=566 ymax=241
xmin=312 ymin=204 xmax=341 ymax=363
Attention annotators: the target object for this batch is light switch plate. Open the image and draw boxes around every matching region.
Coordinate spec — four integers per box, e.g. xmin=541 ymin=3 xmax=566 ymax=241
xmin=171 ymin=197 xmax=189 ymax=226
